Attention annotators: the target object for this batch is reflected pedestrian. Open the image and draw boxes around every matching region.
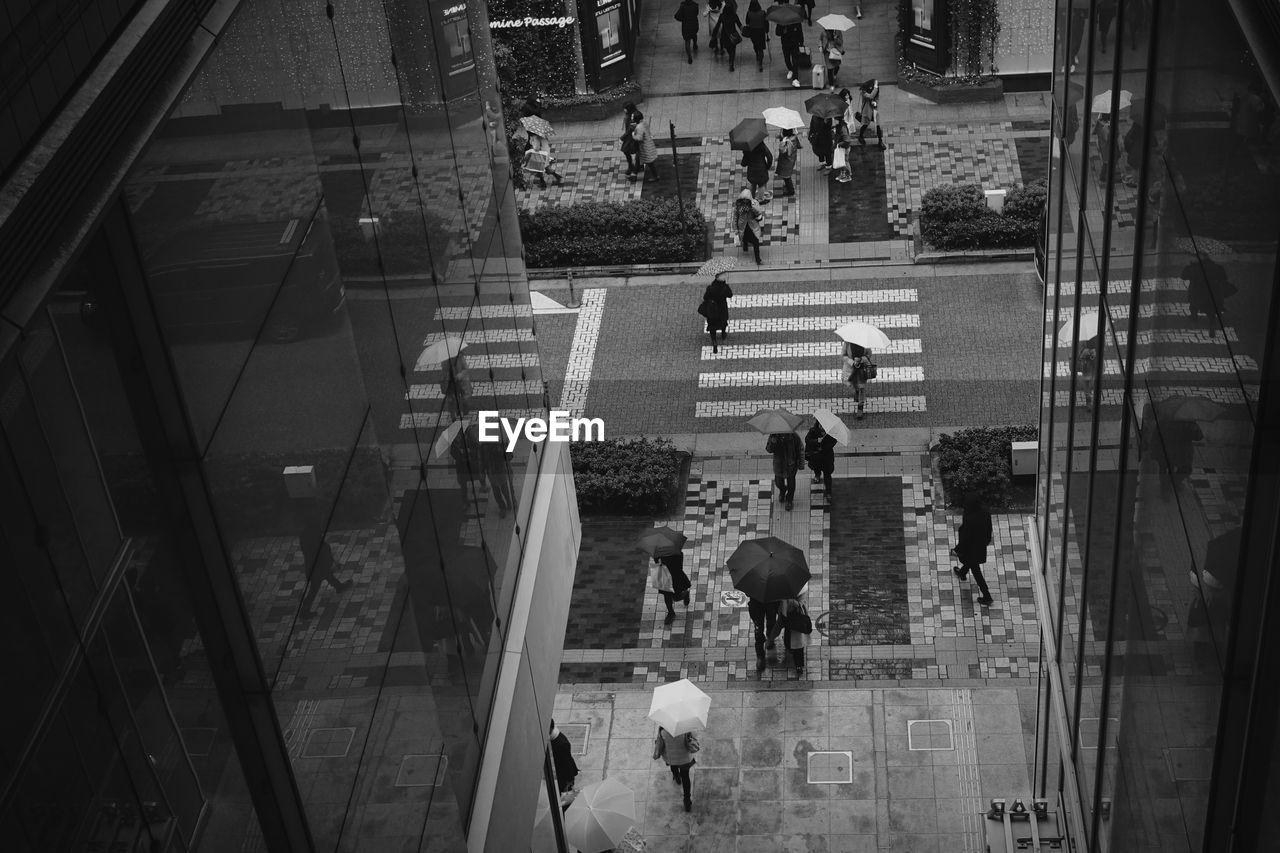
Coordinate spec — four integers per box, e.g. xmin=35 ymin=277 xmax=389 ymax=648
xmin=748 ymin=596 xmax=781 ymax=674
xmin=675 ymin=0 xmax=701 ymax=63
xmin=701 ymin=273 xmax=733 ymax=353
xmin=778 ymin=594 xmax=811 ymax=678
xmin=952 ymin=496 xmax=995 ymax=606
xmin=804 ymin=418 xmax=836 ymax=502
xmin=550 ymin=719 xmax=579 ymax=793
xmin=475 ymin=423 xmax=516 ymax=517
xmin=732 ymin=188 xmax=764 ymax=265
xmin=766 ymin=428 xmax=803 ymax=510
xmin=775 ymin=128 xmax=800 ymax=196
xmin=440 ymin=352 xmax=473 ymax=418
xmin=1182 ymin=258 xmax=1236 ymax=338
xmin=654 ymin=726 xmax=698 ymax=812
xmin=744 ymin=0 xmax=769 ymax=72
xmin=743 ymin=140 xmax=774 ymax=202
xmin=301 ymin=540 xmax=353 ymax=618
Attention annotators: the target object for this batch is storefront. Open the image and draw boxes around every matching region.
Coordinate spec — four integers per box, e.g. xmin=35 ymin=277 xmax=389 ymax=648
xmin=432 ymin=0 xmax=479 ymax=101
xmin=576 ymin=0 xmax=638 ymax=91
xmin=903 ymin=0 xmax=950 ymax=74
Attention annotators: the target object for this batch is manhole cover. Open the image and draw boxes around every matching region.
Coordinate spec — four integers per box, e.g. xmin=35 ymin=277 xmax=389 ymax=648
xmin=720 ymin=591 xmax=748 ymax=608
xmin=907 ymin=720 xmax=955 ymax=751
xmin=302 ymin=727 xmax=355 ymax=758
xmin=559 ymin=723 xmax=590 ymax=756
xmin=1164 ymin=748 xmax=1212 ymax=781
xmin=806 ymin=751 xmax=854 ymax=784
xmin=181 ymin=727 xmax=216 ymax=757
xmin=396 ymin=753 xmax=448 ymax=787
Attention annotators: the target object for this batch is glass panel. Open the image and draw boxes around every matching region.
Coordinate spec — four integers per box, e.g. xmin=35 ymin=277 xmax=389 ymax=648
xmin=1 ymin=716 xmax=96 ymax=848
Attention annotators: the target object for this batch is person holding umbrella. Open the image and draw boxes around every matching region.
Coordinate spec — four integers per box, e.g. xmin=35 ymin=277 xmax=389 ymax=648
xmin=772 ymin=0 xmax=805 ymax=87
xmin=732 ymin=188 xmax=765 ymax=265
xmin=808 ymin=112 xmax=833 ymax=170
xmin=766 ymin=428 xmax=803 ymax=510
xmin=819 ymin=26 xmax=844 ymax=88
xmin=743 ymin=140 xmax=774 ymax=202
xmin=674 ymin=0 xmax=701 ymax=63
xmin=804 ymin=417 xmax=837 ymax=502
xmin=748 ymin=596 xmax=781 ymax=674
xmin=952 ymin=496 xmax=995 ymax=606
xmin=700 ymin=272 xmax=733 ymax=352
xmin=654 ymin=726 xmax=698 ymax=811
xmin=844 ymin=341 xmax=873 ymax=419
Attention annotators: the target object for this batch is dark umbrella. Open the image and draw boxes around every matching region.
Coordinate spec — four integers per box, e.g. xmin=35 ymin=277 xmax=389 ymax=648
xmin=1202 ymin=528 xmax=1241 ymax=588
xmin=804 ymin=92 xmax=847 ymax=119
xmin=727 ymin=536 xmax=810 ymax=602
xmin=1157 ymin=396 xmax=1225 ymax=423
xmin=730 ymin=118 xmax=769 ymax=152
xmin=765 ymin=3 xmax=805 ymax=25
xmin=636 ymin=526 xmax=688 ymax=558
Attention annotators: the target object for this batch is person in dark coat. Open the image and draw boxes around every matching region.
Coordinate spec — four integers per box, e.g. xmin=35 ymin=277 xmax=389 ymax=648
xmin=952 ymin=496 xmax=994 ymax=605
xmin=743 ymin=142 xmax=774 ymax=202
xmin=774 ymin=2 xmax=804 ymax=87
xmin=804 ymin=418 xmax=837 ymax=501
xmin=473 ymin=423 xmax=516 ymax=517
xmin=766 ymin=430 xmax=803 ymax=510
xmin=620 ymin=101 xmax=642 ymax=178
xmin=732 ymin=188 xmax=764 ymax=265
xmin=748 ymin=596 xmax=781 ymax=673
xmin=714 ymin=0 xmax=743 ymax=71
xmin=654 ymin=551 xmax=692 ymax=623
xmin=1182 ymin=258 xmax=1236 ymax=337
xmin=774 ymin=129 xmax=800 ymax=195
xmin=675 ymin=0 xmax=701 ymax=63
xmin=702 ymin=274 xmax=733 ymax=352
xmin=549 ymin=720 xmax=579 ymax=793
xmin=808 ymin=113 xmax=833 ymax=171
xmin=744 ymin=0 xmax=768 ymax=71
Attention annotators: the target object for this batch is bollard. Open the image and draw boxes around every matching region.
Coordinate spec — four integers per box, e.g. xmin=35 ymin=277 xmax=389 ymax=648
xmin=567 ymin=269 xmax=580 ymax=308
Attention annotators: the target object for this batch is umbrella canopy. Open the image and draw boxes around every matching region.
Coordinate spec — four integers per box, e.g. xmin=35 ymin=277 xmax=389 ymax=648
xmin=648 ymin=678 xmax=711 ymax=734
xmin=747 ymin=408 xmax=805 ymax=435
xmin=1058 ymin=311 xmax=1100 ymax=343
xmin=1203 ymin=528 xmax=1242 ymax=587
xmin=727 ymin=536 xmax=811 ymax=602
xmin=431 ymin=418 xmax=469 ymax=460
xmin=1129 ymin=97 xmax=1168 ymax=129
xmin=765 ymin=3 xmax=805 ymax=24
xmin=805 ymin=91 xmax=847 ymax=118
xmin=730 ymin=118 xmax=769 ymax=152
xmin=416 ymin=335 xmax=467 ymax=369
xmin=520 ymin=115 xmax=555 ymax=137
xmin=564 ymin=778 xmax=636 ymax=853
xmin=693 ymin=257 xmax=738 ymax=279
xmin=1090 ymin=89 xmax=1133 ymax=114
xmin=1158 ymin=396 xmax=1226 ymax=422
xmin=762 ymin=106 xmax=807 ymax=130
xmin=813 ymin=408 xmax=851 ymax=445
xmin=816 ymin=12 xmax=856 ymax=30
xmin=833 ymin=321 xmax=891 ymax=349
xmin=636 ymin=526 xmax=688 ymax=558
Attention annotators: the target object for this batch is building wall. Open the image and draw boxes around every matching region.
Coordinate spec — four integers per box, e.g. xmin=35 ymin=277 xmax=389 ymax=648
xmin=1036 ymin=0 xmax=1280 ymax=849
xmin=0 ymin=0 xmax=578 ymax=849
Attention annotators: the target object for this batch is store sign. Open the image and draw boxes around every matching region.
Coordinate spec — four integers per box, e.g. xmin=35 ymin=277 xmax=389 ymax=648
xmin=490 ymin=15 xmax=576 ymax=27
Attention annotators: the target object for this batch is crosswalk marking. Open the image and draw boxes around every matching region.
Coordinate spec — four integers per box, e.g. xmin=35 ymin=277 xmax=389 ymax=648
xmin=460 ymin=353 xmax=541 ymax=370
xmin=1045 ymin=303 xmax=1195 ymax=323
xmin=1045 ymin=355 xmax=1258 ymax=379
xmin=1044 ymin=328 xmax=1238 ymax=348
xmin=699 ymin=367 xmax=924 ymax=388
xmin=702 ymin=340 xmax=923 ymax=359
xmin=729 ymin=314 xmax=921 ymax=333
xmin=423 ymin=328 xmax=535 ymax=346
xmin=407 ymin=380 xmax=545 ymax=400
xmin=696 ymin=396 xmax=927 ymax=417
xmin=731 ymin=289 xmax=918 ymax=308
xmin=1045 ymin=385 xmax=1257 ymax=408
xmin=399 ymin=408 xmax=543 ymax=430
xmin=1052 ymin=277 xmax=1187 ymax=296
xmin=433 ymin=305 xmax=534 ymax=321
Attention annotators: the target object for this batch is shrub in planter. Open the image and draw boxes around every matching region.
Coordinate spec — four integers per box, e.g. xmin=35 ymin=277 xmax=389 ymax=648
xmin=571 ymin=437 xmax=684 ymax=515
xmin=543 ymin=81 xmax=641 ymax=111
xmin=920 ymin=181 xmax=1043 ymax=251
xmin=330 ymin=213 xmax=452 ymax=277
xmin=934 ymin=425 xmax=1037 ymax=508
xmin=1003 ymin=179 xmax=1048 ymax=223
xmin=520 ymin=199 xmax=707 ymax=267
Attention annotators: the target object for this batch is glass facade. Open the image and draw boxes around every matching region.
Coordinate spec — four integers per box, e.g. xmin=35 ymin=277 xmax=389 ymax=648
xmin=1036 ymin=0 xmax=1280 ymax=849
xmin=2 ymin=0 xmax=575 ymax=850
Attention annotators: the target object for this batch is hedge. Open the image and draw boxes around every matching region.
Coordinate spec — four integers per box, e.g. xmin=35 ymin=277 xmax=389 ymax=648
xmin=330 ymin=213 xmax=451 ymax=278
xmin=920 ymin=180 xmax=1046 ymax=251
xmin=934 ymin=425 xmax=1037 ymax=508
xmin=543 ymin=81 xmax=641 ymax=110
xmin=519 ymin=199 xmax=707 ymax=267
xmin=571 ymin=437 xmax=685 ymax=515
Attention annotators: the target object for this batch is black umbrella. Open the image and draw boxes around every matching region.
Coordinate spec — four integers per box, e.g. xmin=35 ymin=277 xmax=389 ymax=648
xmin=766 ymin=3 xmax=805 ymax=25
xmin=727 ymin=536 xmax=810 ymax=601
xmin=1202 ymin=528 xmax=1241 ymax=588
xmin=636 ymin=526 xmax=688 ymax=558
xmin=804 ymin=91 xmax=847 ymax=119
xmin=730 ymin=118 xmax=769 ymax=152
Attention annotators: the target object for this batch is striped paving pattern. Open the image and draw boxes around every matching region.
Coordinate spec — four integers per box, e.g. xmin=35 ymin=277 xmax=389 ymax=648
xmin=701 ymin=339 xmax=923 ymax=360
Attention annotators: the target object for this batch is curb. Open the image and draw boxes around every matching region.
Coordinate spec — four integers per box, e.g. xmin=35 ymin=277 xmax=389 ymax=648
xmin=914 ymin=248 xmax=1034 ymax=264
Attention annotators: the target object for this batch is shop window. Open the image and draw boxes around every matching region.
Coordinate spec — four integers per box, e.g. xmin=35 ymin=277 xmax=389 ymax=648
xmin=598 ymin=8 xmax=623 ymax=63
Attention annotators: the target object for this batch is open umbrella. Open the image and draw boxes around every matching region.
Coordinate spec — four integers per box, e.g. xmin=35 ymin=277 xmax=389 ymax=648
xmin=833 ymin=321 xmax=891 ymax=349
xmin=1158 ymin=396 xmax=1226 ymax=423
xmin=805 ymin=91 xmax=847 ymax=118
xmin=1090 ymin=89 xmax=1132 ymax=114
xmin=648 ymin=678 xmax=711 ymax=734
xmin=816 ymin=12 xmax=856 ymax=30
xmin=693 ymin=257 xmax=737 ymax=279
xmin=730 ymin=118 xmax=769 ymax=152
xmin=431 ymin=418 xmax=470 ymax=459
xmin=520 ymin=115 xmax=555 ymax=137
xmin=564 ymin=778 xmax=636 ymax=853
xmin=762 ymin=106 xmax=807 ymax=130
xmin=765 ymin=3 xmax=805 ymax=24
xmin=727 ymin=536 xmax=810 ymax=601
xmin=1058 ymin=311 xmax=1100 ymax=343
xmin=636 ymin=526 xmax=688 ymax=558
xmin=416 ymin=335 xmax=467 ymax=369
xmin=813 ymin=408 xmax=851 ymax=445
xmin=747 ymin=408 xmax=804 ymax=434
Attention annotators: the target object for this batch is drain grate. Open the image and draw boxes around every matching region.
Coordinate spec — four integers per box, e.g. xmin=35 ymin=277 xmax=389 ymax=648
xmin=302 ymin=727 xmax=355 ymax=758
xmin=396 ymin=754 xmax=448 ymax=787
xmin=806 ymin=751 xmax=854 ymax=784
xmin=907 ymin=719 xmax=955 ymax=751
xmin=559 ymin=723 xmax=591 ymax=756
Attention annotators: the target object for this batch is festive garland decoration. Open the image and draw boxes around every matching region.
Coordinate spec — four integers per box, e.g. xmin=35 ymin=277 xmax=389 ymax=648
xmin=949 ymin=0 xmax=1000 ymax=76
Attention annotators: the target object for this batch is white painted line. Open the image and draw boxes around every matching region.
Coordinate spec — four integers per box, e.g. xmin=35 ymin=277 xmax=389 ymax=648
xmin=731 ymin=289 xmax=918 ymax=308
xmin=461 ymin=353 xmax=541 ymax=370
xmin=407 ymin=380 xmax=545 ymax=400
xmin=1045 ymin=355 xmax=1258 ymax=379
xmin=399 ymin=408 xmax=544 ymax=430
xmin=1053 ymin=277 xmax=1188 ymax=296
xmin=695 ymin=395 xmax=927 ymax=417
xmin=728 ymin=314 xmax=921 ymax=333
xmin=1045 ymin=303 xmax=1192 ymax=322
xmin=434 ymin=304 xmax=534 ymax=321
xmin=702 ymin=339 xmax=923 ymax=360
xmin=698 ymin=366 xmax=924 ymax=387
xmin=1044 ymin=328 xmax=1239 ymax=348
xmin=559 ymin=289 xmax=606 ymax=416
xmin=421 ymin=329 xmax=535 ymax=348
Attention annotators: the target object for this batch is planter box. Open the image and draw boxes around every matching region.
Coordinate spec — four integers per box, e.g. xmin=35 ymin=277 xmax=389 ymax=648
xmin=898 ymin=74 xmax=1004 ymax=104
xmin=543 ymin=85 xmax=644 ymax=123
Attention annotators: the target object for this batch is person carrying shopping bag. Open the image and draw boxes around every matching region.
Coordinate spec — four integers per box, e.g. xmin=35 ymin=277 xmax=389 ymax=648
xmin=778 ymin=594 xmax=812 ymax=678
xmin=820 ymin=27 xmax=844 ymax=88
xmin=650 ymin=553 xmax=691 ymax=624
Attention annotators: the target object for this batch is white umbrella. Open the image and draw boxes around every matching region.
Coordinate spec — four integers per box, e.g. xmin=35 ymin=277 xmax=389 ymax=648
xmin=812 ymin=408 xmax=851 ymax=445
xmin=1058 ymin=311 xmax=1100 ymax=342
xmin=834 ymin=321 xmax=892 ymax=350
xmin=816 ymin=12 xmax=856 ymax=30
xmin=762 ymin=106 xmax=807 ymax=130
xmin=416 ymin=335 xmax=467 ymax=370
xmin=1090 ymin=89 xmax=1132 ymax=114
xmin=648 ymin=678 xmax=711 ymax=735
xmin=564 ymin=778 xmax=636 ymax=853
xmin=431 ymin=418 xmax=469 ymax=459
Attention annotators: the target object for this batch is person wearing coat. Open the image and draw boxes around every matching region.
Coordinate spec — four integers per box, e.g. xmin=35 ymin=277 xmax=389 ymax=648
xmin=632 ymin=110 xmax=659 ymax=182
xmin=549 ymin=719 xmax=579 ymax=793
xmin=675 ymin=0 xmax=701 ymax=63
xmin=774 ymin=129 xmax=799 ymax=195
xmin=775 ymin=4 xmax=804 ymax=88
xmin=732 ymin=188 xmax=764 ymax=265
xmin=748 ymin=596 xmax=781 ymax=673
xmin=744 ymin=0 xmax=769 ymax=71
xmin=705 ymin=0 xmax=724 ymax=57
xmin=651 ymin=551 xmax=692 ymax=623
xmin=766 ymin=429 xmax=803 ymax=510
xmin=743 ymin=141 xmax=773 ymax=202
xmin=820 ymin=28 xmax=844 ymax=88
xmin=952 ymin=496 xmax=994 ymax=605
xmin=654 ymin=726 xmax=696 ymax=811
xmin=715 ymin=0 xmax=743 ymax=71
xmin=804 ymin=419 xmax=837 ymax=500
xmin=778 ymin=595 xmax=810 ymax=676
xmin=856 ymin=78 xmax=885 ymax=150
xmin=808 ymin=113 xmax=833 ymax=170
xmin=843 ymin=341 xmax=872 ymax=418
xmin=620 ymin=101 xmax=642 ymax=178
xmin=701 ymin=274 xmax=733 ymax=352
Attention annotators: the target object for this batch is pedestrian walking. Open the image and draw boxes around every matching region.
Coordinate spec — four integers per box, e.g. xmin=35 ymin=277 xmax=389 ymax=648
xmin=440 ymin=351 xmax=473 ymax=417
xmin=732 ymin=188 xmax=765 ymax=265
xmin=549 ymin=720 xmax=579 ymax=793
xmin=820 ymin=27 xmax=844 ymax=88
xmin=650 ymin=552 xmax=692 ymax=624
xmin=808 ymin=113 xmax=833 ymax=170
xmin=632 ymin=110 xmax=660 ymax=182
xmin=301 ymin=540 xmax=353 ymax=617
xmin=699 ymin=274 xmax=733 ymax=352
xmin=766 ymin=428 xmax=803 ymax=509
xmin=706 ymin=0 xmax=724 ymax=57
xmin=742 ymin=140 xmax=773 ymax=202
xmin=804 ymin=418 xmax=836 ymax=501
xmin=714 ymin=0 xmax=743 ymax=71
xmin=744 ymin=0 xmax=769 ymax=71
xmin=798 ymin=0 xmax=814 ymax=24
xmin=843 ymin=341 xmax=873 ymax=418
xmin=475 ymin=425 xmax=516 ymax=517
xmin=778 ymin=594 xmax=811 ymax=677
xmin=620 ymin=101 xmax=641 ymax=178
xmin=856 ymin=78 xmax=886 ymax=149
xmin=774 ymin=128 xmax=800 ymax=195
xmin=952 ymin=496 xmax=995 ymax=606
xmin=675 ymin=0 xmax=701 ymax=63
xmin=525 ymin=129 xmax=564 ymax=187
xmin=748 ymin=596 xmax=781 ymax=673
xmin=831 ymin=117 xmax=852 ymax=182
xmin=1182 ymin=258 xmax=1236 ymax=337
xmin=653 ymin=726 xmax=698 ymax=812
xmin=774 ymin=1 xmax=804 ymax=87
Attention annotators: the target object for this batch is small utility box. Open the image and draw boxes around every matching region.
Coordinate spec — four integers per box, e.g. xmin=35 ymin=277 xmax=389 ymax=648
xmin=984 ymin=189 xmax=1007 ymax=213
xmin=283 ymin=465 xmax=317 ymax=499
xmin=1010 ymin=441 xmax=1037 ymax=477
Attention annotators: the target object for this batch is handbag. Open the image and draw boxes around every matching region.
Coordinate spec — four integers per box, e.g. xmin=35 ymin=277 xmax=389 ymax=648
xmin=697 ymin=298 xmax=713 ymax=318
xmin=653 ymin=734 xmax=666 ymax=760
xmin=685 ymin=733 xmax=701 ymax=753
xmin=726 ymin=28 xmax=743 ymax=45
xmin=787 ymin=605 xmax=813 ymax=635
